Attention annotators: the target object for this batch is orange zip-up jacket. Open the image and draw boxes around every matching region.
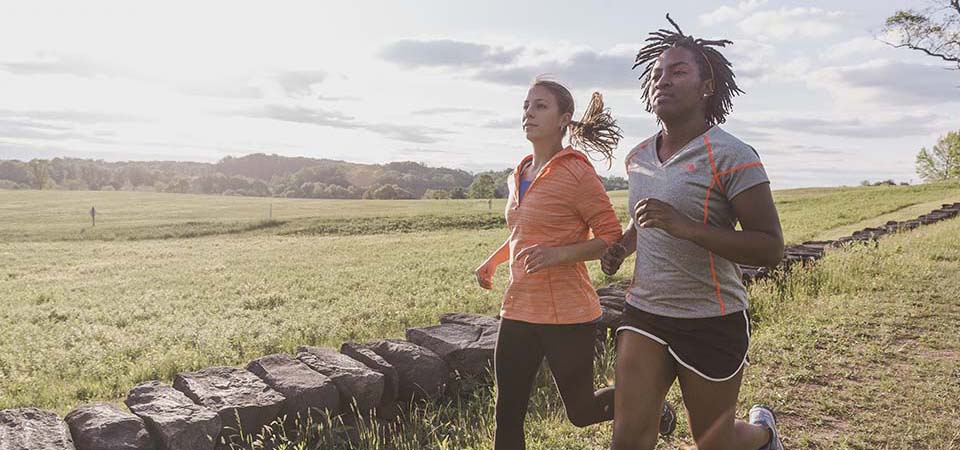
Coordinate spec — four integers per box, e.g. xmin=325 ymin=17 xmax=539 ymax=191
xmin=502 ymin=147 xmax=622 ymax=324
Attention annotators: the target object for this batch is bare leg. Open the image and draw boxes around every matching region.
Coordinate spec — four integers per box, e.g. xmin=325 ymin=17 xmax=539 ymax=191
xmin=676 ymin=367 xmax=769 ymax=450
xmin=610 ymin=331 xmax=676 ymax=450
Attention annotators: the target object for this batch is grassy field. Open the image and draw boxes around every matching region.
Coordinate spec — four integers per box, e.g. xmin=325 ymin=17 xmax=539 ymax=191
xmin=286 ymin=203 xmax=959 ymax=450
xmin=0 ymin=183 xmax=959 ymax=448
xmin=3 ymin=182 xmax=960 ymax=242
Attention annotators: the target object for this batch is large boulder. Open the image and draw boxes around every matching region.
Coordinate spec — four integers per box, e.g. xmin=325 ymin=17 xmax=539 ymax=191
xmin=361 ymin=339 xmax=449 ymax=401
xmin=172 ymin=367 xmax=285 ymax=445
xmin=439 ymin=312 xmax=499 ymax=331
xmin=296 ymin=346 xmax=384 ymax=415
xmin=0 ymin=408 xmax=75 ymax=450
xmin=406 ymin=322 xmax=494 ymax=377
xmin=125 ymin=381 xmax=220 ymax=450
xmin=246 ymin=353 xmax=340 ymax=423
xmin=339 ymin=342 xmax=399 ymax=409
xmin=64 ymin=402 xmax=154 ymax=450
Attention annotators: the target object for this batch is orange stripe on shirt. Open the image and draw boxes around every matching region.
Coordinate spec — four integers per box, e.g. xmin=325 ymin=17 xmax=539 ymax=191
xmin=702 ymin=136 xmax=727 ymax=314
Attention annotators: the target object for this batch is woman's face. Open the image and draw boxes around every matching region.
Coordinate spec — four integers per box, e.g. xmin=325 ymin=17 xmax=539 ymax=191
xmin=522 ymin=85 xmax=570 ymax=143
xmin=648 ymin=46 xmax=713 ymax=124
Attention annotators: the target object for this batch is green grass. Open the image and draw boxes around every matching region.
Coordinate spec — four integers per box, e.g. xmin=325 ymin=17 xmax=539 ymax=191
xmin=3 ymin=182 xmax=960 ymax=243
xmin=0 ymin=183 xmax=959 ymax=448
xmin=191 ymin=217 xmax=960 ymax=449
xmin=0 ymin=190 xmax=506 ymax=242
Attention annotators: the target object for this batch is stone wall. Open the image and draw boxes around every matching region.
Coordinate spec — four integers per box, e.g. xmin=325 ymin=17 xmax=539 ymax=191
xmin=2 ymin=202 xmax=958 ymax=450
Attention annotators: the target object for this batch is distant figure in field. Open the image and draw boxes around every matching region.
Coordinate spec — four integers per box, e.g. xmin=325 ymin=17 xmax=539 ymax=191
xmin=474 ymin=77 xmax=674 ymax=450
xmin=601 ymin=15 xmax=786 ymax=450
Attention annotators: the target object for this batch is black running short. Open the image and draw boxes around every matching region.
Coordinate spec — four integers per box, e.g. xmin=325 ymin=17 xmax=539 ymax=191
xmin=616 ymin=304 xmax=750 ymax=382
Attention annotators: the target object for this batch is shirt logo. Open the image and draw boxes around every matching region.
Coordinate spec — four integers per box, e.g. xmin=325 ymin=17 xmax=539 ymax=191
xmin=686 ymin=163 xmax=696 ymax=172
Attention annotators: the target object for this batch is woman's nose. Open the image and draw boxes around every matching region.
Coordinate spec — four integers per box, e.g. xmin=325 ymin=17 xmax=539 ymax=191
xmin=655 ymin=74 xmax=671 ymax=89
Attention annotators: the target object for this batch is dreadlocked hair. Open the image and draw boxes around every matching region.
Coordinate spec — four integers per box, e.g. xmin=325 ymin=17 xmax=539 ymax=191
xmin=532 ymin=77 xmax=623 ymax=168
xmin=632 ymin=13 xmax=743 ymax=125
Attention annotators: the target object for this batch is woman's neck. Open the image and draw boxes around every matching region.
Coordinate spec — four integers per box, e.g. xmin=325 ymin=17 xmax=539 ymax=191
xmin=659 ymin=116 xmax=711 ymax=156
xmin=530 ymin=139 xmax=565 ymax=169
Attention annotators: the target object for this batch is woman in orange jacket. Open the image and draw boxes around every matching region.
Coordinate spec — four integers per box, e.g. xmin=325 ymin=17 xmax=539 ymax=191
xmin=474 ymin=77 xmax=673 ymax=450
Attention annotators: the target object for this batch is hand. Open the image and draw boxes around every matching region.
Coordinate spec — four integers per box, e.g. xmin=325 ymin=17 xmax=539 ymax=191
xmin=635 ymin=198 xmax=696 ymax=240
xmin=474 ymin=259 xmax=497 ymax=290
xmin=601 ymin=242 xmax=627 ymax=276
xmin=515 ymin=244 xmax=563 ymax=274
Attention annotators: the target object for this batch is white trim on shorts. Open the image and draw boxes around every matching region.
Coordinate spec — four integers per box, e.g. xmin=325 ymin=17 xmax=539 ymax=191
xmin=616 ymin=310 xmax=751 ymax=383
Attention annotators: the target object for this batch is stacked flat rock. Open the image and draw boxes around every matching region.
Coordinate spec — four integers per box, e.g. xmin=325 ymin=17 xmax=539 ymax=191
xmin=359 ymin=339 xmax=449 ymax=401
xmin=0 ymin=407 xmax=75 ymax=450
xmin=246 ymin=353 xmax=340 ymax=422
xmin=125 ymin=381 xmax=220 ymax=450
xmin=64 ymin=402 xmax=154 ymax=450
xmin=406 ymin=313 xmax=497 ymax=377
xmin=172 ymin=367 xmax=285 ymax=445
xmin=339 ymin=342 xmax=399 ymax=409
xmin=738 ymin=265 xmax=769 ymax=285
xmin=296 ymin=346 xmax=384 ymax=414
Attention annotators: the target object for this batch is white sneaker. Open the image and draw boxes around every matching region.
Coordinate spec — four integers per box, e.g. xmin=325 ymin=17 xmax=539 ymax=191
xmin=748 ymin=404 xmax=784 ymax=450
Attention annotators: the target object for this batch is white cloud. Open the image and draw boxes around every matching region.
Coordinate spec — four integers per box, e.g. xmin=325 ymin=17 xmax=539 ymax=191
xmin=820 ymin=37 xmax=890 ymax=62
xmin=383 ymin=39 xmax=639 ymax=90
xmin=699 ymin=0 xmax=768 ymax=26
xmin=806 ymin=59 xmax=960 ymax=107
xmin=737 ymin=7 xmax=844 ymax=41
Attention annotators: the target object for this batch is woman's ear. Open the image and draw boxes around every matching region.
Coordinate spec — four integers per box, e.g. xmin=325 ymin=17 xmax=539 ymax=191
xmin=702 ymin=78 xmax=716 ymax=98
xmin=560 ymin=112 xmax=573 ymax=130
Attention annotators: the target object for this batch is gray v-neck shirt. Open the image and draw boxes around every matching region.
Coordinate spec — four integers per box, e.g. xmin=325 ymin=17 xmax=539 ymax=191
xmin=625 ymin=126 xmax=769 ymax=318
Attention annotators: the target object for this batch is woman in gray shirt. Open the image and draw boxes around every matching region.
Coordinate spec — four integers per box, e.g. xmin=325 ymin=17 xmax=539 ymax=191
xmin=602 ymin=15 xmax=786 ymax=450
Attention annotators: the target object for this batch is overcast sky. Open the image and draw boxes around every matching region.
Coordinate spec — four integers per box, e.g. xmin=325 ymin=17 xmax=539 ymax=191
xmin=1 ymin=0 xmax=958 ymax=189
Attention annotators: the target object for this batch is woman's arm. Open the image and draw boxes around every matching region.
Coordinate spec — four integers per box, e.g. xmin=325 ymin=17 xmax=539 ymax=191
xmin=600 ymin=219 xmax=637 ymax=275
xmin=475 ymin=238 xmax=511 ymax=289
xmin=635 ymin=183 xmax=784 ymax=267
xmin=486 ymin=238 xmax=511 ymax=266
xmin=515 ymin=238 xmax=608 ymax=274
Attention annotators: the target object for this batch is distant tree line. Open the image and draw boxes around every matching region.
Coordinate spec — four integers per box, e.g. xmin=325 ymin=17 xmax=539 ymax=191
xmin=0 ymin=154 xmax=630 ymax=199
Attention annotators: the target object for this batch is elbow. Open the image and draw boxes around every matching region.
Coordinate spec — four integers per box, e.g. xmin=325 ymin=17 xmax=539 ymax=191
xmin=762 ymin=241 xmax=785 ymax=268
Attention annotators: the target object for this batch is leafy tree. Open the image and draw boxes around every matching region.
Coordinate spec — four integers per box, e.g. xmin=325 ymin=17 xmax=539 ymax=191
xmin=0 ymin=161 xmax=33 ymax=186
xmin=916 ymin=130 xmax=960 ymax=182
xmin=882 ymin=1 xmax=960 ymax=69
xmin=469 ymin=174 xmax=496 ymax=199
xmin=423 ymin=188 xmax=451 ymax=199
xmin=28 ymin=159 xmax=49 ymax=189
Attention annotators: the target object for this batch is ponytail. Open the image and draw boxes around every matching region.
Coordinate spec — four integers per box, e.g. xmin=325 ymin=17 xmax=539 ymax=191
xmin=569 ymin=92 xmax=622 ymax=168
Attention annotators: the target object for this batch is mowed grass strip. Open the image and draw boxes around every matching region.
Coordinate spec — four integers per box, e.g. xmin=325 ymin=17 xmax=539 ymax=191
xmin=2 ymin=182 xmax=959 ymax=243
xmin=0 ymin=190 xmax=505 ymax=242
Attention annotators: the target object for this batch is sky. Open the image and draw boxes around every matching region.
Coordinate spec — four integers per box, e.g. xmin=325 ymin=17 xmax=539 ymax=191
xmin=1 ymin=0 xmax=958 ymax=189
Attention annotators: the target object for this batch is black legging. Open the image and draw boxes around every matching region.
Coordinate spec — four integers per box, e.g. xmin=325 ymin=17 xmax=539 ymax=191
xmin=494 ymin=318 xmax=614 ymax=450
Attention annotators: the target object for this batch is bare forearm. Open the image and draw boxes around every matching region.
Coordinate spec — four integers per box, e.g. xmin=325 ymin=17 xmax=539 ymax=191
xmin=556 ymin=238 xmax=609 ymax=264
xmin=618 ymin=220 xmax=638 ymax=256
xmin=486 ymin=239 xmax=511 ymax=266
xmin=686 ymin=223 xmax=783 ymax=267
